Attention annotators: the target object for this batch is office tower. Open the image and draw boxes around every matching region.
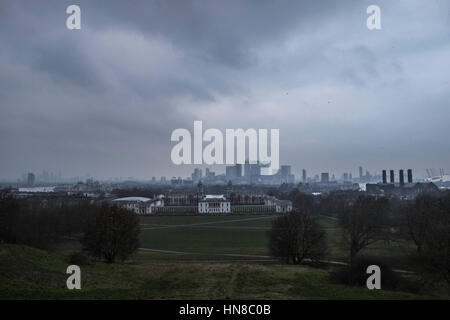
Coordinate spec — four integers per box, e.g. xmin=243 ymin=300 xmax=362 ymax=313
xmin=27 ymin=172 xmax=35 ymax=187
xmin=390 ymin=170 xmax=394 ymax=183
xmin=359 ymin=166 xmax=363 ymax=180
xmin=382 ymin=170 xmax=387 ymax=184
xmin=399 ymin=169 xmax=404 ymax=186
xmin=191 ymin=168 xmax=202 ymax=183
xmin=226 ymin=164 xmax=243 ymax=181
xmin=280 ymin=165 xmax=291 ymax=183
xmin=244 ymin=160 xmax=251 ymax=178
xmin=302 ymin=169 xmax=307 ymax=183
xmin=226 ymin=166 xmax=237 ymax=180
xmin=281 ymin=165 xmax=291 ymax=177
xmin=321 ymin=172 xmax=329 ymax=183
xmin=235 ymin=164 xmax=242 ymax=177
xmin=249 ymin=163 xmax=261 ymax=177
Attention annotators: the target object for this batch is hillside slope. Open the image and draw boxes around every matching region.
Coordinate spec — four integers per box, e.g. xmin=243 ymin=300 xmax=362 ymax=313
xmin=0 ymin=244 xmax=434 ymax=299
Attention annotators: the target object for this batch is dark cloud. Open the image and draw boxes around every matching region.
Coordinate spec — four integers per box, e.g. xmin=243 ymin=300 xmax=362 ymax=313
xmin=0 ymin=0 xmax=450 ymax=180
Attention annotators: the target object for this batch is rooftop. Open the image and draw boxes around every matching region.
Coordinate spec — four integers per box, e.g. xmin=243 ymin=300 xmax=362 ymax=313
xmin=112 ymin=197 xmax=152 ymax=202
xmin=201 ymin=194 xmax=227 ymax=201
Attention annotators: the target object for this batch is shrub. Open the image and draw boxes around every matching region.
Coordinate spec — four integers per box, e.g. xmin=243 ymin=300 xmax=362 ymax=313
xmin=68 ymin=251 xmax=92 ymax=265
xmin=329 ymin=257 xmax=402 ymax=291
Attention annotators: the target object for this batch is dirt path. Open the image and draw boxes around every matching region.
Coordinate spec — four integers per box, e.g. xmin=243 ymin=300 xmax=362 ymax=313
xmin=141 ymin=215 xmax=275 ymax=230
xmin=138 ymin=247 xmax=415 ymax=273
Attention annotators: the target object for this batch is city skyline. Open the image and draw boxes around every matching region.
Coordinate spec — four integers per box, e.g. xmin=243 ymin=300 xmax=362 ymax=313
xmin=5 ymin=164 xmax=444 ymax=184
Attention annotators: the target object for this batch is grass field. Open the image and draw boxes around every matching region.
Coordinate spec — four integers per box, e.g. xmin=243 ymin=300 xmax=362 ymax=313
xmin=0 ymin=243 xmax=432 ymax=300
xmin=139 ymin=215 xmax=273 ymax=256
xmin=0 ymin=214 xmax=444 ymax=299
xmin=138 ymin=214 xmax=414 ymax=269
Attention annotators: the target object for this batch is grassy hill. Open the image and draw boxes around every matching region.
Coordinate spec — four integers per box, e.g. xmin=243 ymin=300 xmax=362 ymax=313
xmin=0 ymin=243 xmax=434 ymax=300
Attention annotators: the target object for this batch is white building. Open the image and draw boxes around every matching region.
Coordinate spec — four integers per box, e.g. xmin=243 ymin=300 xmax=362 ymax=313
xmin=112 ymin=196 xmax=164 ymax=215
xmin=264 ymin=196 xmax=293 ymax=213
xmin=274 ymin=200 xmax=293 ymax=213
xmin=198 ymin=194 xmax=231 ymax=214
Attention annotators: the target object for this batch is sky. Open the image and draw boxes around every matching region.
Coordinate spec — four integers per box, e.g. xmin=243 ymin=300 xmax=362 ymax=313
xmin=1 ymin=0 xmax=450 ymax=181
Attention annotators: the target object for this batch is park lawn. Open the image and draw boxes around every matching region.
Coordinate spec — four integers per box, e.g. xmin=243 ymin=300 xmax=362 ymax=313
xmin=139 ymin=215 xmax=274 ymax=256
xmin=0 ymin=243 xmax=434 ymax=300
xmin=138 ymin=215 xmax=415 ymax=269
xmin=140 ymin=225 xmax=270 ymax=255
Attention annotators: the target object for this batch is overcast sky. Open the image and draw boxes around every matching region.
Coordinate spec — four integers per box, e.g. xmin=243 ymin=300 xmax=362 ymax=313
xmin=1 ymin=0 xmax=449 ymax=180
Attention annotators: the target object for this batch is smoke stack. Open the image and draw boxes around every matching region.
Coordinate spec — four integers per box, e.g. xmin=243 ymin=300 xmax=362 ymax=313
xmin=382 ymin=170 xmax=387 ymax=184
xmin=407 ymin=169 xmax=413 ymax=183
xmin=390 ymin=170 xmax=394 ymax=183
xmin=399 ymin=169 xmax=404 ymax=186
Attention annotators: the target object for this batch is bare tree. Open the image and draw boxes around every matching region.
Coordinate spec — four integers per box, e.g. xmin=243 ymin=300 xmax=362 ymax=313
xmin=339 ymin=196 xmax=389 ymax=264
xmin=268 ymin=211 xmax=327 ymax=264
xmin=401 ymin=195 xmax=438 ymax=254
xmin=82 ymin=204 xmax=140 ymax=263
xmin=414 ymin=193 xmax=450 ymax=289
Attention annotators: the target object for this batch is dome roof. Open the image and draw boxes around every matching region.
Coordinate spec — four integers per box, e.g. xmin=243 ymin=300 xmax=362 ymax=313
xmin=112 ymin=197 xmax=152 ymax=202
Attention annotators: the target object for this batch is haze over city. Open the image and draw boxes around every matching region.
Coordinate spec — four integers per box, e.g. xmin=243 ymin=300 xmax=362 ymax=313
xmin=1 ymin=0 xmax=450 ymax=180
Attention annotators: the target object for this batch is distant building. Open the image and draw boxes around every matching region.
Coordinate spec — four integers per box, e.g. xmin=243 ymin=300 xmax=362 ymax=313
xmin=27 ymin=173 xmax=35 ymax=187
xmin=115 ymin=181 xmax=292 ymax=215
xmin=235 ymin=164 xmax=243 ymax=177
xmin=226 ymin=165 xmax=241 ymax=181
xmin=191 ymin=168 xmax=202 ymax=183
xmin=321 ymin=172 xmax=329 ymax=183
xmin=366 ymin=182 xmax=439 ymax=200
xmin=112 ymin=196 xmax=164 ymax=215
xmin=265 ymin=196 xmax=293 ymax=213
xmin=366 ymin=169 xmax=439 ymax=199
xmin=198 ymin=195 xmax=231 ymax=214
xmin=280 ymin=165 xmax=294 ymax=184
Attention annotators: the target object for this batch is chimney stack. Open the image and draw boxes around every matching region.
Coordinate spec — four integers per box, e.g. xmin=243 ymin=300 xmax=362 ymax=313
xmin=407 ymin=169 xmax=413 ymax=184
xmin=390 ymin=170 xmax=394 ymax=183
xmin=399 ymin=169 xmax=404 ymax=186
xmin=382 ymin=170 xmax=387 ymax=184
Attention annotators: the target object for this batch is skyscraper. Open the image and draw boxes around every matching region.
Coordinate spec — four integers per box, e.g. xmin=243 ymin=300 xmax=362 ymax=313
xmin=280 ymin=165 xmax=291 ymax=183
xmin=226 ymin=166 xmax=237 ymax=180
xmin=27 ymin=172 xmax=35 ymax=187
xmin=235 ymin=164 xmax=242 ymax=177
xmin=191 ymin=168 xmax=202 ymax=183
xmin=226 ymin=164 xmax=243 ymax=181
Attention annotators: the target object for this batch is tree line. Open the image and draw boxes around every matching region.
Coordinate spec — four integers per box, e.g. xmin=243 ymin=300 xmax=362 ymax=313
xmin=0 ymin=191 xmax=140 ymax=263
xmin=268 ymin=189 xmax=450 ymax=292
